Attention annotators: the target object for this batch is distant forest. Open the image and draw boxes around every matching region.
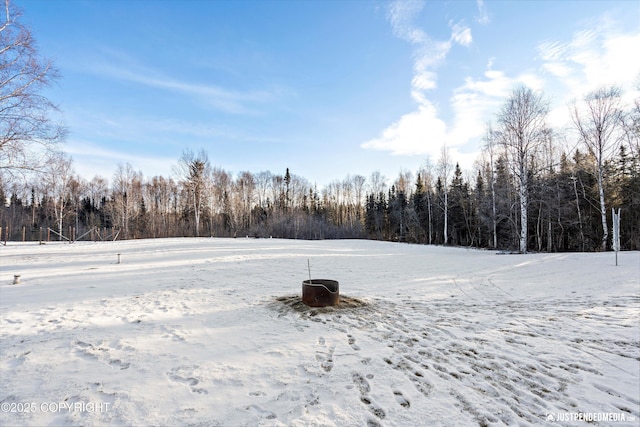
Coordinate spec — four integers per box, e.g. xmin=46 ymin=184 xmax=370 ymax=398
xmin=2 ymin=87 xmax=639 ymax=252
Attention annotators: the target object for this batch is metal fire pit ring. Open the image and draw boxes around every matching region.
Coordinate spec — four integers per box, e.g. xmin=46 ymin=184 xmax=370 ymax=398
xmin=302 ymin=279 xmax=339 ymax=307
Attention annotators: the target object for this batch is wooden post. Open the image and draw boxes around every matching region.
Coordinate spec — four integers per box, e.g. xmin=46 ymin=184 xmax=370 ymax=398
xmin=40 ymin=227 xmax=43 ymax=245
xmin=22 ymin=226 xmax=26 ymax=242
xmin=47 ymin=228 xmax=51 ymax=242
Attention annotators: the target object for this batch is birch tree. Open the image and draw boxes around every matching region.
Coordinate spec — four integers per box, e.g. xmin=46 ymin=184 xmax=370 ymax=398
xmin=112 ymin=162 xmax=141 ymax=239
xmin=497 ymin=86 xmax=549 ymax=253
xmin=437 ymin=144 xmax=453 ymax=245
xmin=571 ymin=86 xmax=625 ymax=251
xmin=0 ymin=0 xmax=66 ymax=176
xmin=44 ymin=152 xmax=73 ymax=239
xmin=482 ymin=122 xmax=499 ymax=249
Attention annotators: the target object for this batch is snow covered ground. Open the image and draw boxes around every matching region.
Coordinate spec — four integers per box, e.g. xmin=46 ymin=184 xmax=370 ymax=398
xmin=1 ymin=238 xmax=638 ymax=427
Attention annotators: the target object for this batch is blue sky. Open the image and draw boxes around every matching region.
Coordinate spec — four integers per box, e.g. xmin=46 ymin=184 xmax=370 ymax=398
xmin=22 ymin=0 xmax=640 ymax=186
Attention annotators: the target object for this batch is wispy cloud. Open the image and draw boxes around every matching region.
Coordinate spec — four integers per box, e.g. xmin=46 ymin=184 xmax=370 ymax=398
xmin=476 ymin=0 xmax=490 ymax=25
xmin=365 ymin=2 xmax=639 ymax=169
xmin=538 ymin=22 xmax=640 ymax=128
xmin=451 ymin=21 xmax=473 ymax=47
xmin=84 ymin=49 xmax=277 ymax=115
xmin=542 ymin=29 xmax=640 ymax=93
xmin=362 ymin=0 xmax=473 ymax=158
xmin=65 ymin=107 xmax=287 ymax=171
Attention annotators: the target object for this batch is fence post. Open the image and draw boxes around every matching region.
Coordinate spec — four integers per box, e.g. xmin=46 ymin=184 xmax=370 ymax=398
xmin=612 ymin=208 xmax=621 ymax=266
xmin=40 ymin=227 xmax=43 ymax=245
xmin=22 ymin=226 xmax=26 ymax=242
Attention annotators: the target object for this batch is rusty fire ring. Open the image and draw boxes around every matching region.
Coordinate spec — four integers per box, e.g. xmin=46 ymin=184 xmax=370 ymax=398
xmin=302 ymin=279 xmax=339 ymax=307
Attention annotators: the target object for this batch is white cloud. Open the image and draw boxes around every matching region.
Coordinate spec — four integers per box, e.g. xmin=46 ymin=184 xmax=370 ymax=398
xmin=364 ymin=0 xmax=475 ymax=160
xmin=451 ymin=22 xmax=473 ymax=47
xmin=542 ymin=62 xmax=572 ymax=78
xmin=366 ymin=3 xmax=640 ymax=172
xmin=445 ymin=68 xmax=547 ymax=159
xmin=462 ymin=69 xmax=512 ymax=98
xmin=476 ymin=0 xmax=490 ymax=25
xmin=538 ymin=23 xmax=640 ymax=129
xmin=592 ymin=33 xmax=640 ymax=88
xmin=539 ymin=25 xmax=640 ymax=92
xmin=361 ymin=103 xmax=446 ymax=156
xmin=387 ymin=0 xmax=428 ymax=44
xmin=518 ymin=73 xmax=545 ymax=92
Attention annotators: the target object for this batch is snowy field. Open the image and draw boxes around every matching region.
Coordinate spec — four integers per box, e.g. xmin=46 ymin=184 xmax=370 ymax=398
xmin=1 ymin=238 xmax=639 ymax=427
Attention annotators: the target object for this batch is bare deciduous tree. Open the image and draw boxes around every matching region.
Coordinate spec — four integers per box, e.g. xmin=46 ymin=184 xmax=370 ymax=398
xmin=174 ymin=149 xmax=210 ymax=237
xmin=236 ymin=171 xmax=256 ymax=231
xmin=0 ymin=0 xmax=66 ymax=176
xmin=368 ymin=171 xmax=387 ymax=197
xmin=482 ymin=122 xmax=499 ymax=249
xmin=112 ymin=162 xmax=140 ymax=239
xmin=438 ymin=144 xmax=453 ymax=245
xmin=417 ymin=157 xmax=435 ymax=244
xmin=497 ymin=86 xmax=549 ymax=253
xmin=44 ymin=152 xmax=73 ymax=239
xmin=571 ymin=86 xmax=624 ymax=251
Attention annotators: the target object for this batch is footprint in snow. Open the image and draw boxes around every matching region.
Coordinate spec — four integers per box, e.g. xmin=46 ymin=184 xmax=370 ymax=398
xmin=316 ymin=337 xmax=335 ymax=372
xmin=168 ymin=366 xmax=208 ymax=394
xmin=246 ymin=404 xmax=277 ymax=420
xmin=393 ymin=390 xmax=411 ymax=408
xmin=352 ymin=372 xmax=370 ymax=394
xmin=347 ymin=334 xmax=361 ymax=351
xmin=109 ymin=359 xmax=130 ymax=370
xmin=352 ymin=372 xmax=386 ymax=420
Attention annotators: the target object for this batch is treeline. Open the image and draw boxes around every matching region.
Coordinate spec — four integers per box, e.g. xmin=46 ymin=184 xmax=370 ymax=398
xmin=0 ymin=162 xmax=368 ymax=242
xmin=365 ymin=148 xmax=639 ymax=251
xmin=1 ymin=144 xmax=638 ymax=251
xmin=1 ymin=85 xmax=639 ymax=251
